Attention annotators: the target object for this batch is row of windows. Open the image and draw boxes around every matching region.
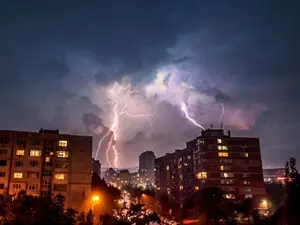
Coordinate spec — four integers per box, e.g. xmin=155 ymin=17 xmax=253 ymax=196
xmin=13 ymin=160 xmax=68 ymax=168
xmin=13 ymin=172 xmax=66 ymax=180
xmin=196 ymin=172 xmax=254 ymax=179
xmin=0 ymin=183 xmax=68 ymax=193
xmin=16 ymin=149 xmax=69 ymax=158
xmin=218 ymin=152 xmax=249 ymax=158
xmin=16 ymin=140 xmax=68 ymax=147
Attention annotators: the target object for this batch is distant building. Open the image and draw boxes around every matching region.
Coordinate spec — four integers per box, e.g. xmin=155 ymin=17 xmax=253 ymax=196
xmin=104 ymin=168 xmax=117 ymax=185
xmin=139 ymin=151 xmax=156 ymax=187
xmin=0 ymin=129 xmax=92 ymax=211
xmin=92 ymin=158 xmax=101 ymax=177
xmin=263 ymin=168 xmax=286 ymax=183
xmin=119 ymin=169 xmax=130 ymax=186
xmin=130 ymin=172 xmax=139 ymax=187
xmin=155 ymin=129 xmax=266 ymax=207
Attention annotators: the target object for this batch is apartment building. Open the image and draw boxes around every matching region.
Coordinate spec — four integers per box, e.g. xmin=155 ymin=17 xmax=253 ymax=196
xmin=155 ymin=129 xmax=265 ymax=206
xmin=0 ymin=129 xmax=92 ymax=211
xmin=155 ymin=148 xmax=194 ymax=202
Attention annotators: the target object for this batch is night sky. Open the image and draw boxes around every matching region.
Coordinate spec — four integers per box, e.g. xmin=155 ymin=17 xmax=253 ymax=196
xmin=1 ymin=0 xmax=299 ymax=168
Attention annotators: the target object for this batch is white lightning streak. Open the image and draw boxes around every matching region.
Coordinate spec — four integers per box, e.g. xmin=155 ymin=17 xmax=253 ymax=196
xmin=95 ymin=129 xmax=111 ymax=167
xmin=219 ymin=102 xmax=224 ymax=123
xmin=181 ymin=102 xmax=205 ymax=130
xmin=101 ymin=84 xmax=153 ymax=168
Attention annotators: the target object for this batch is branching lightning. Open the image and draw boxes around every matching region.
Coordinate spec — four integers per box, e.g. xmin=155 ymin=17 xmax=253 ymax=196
xmin=180 ymin=102 xmax=205 ymax=130
xmin=219 ymin=102 xmax=224 ymax=123
xmin=95 ymin=83 xmax=153 ymax=168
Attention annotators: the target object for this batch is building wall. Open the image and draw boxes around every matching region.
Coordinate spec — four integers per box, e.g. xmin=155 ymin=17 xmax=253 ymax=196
xmin=155 ymin=129 xmax=266 ymax=205
xmin=139 ymin=151 xmax=156 ymax=185
xmin=0 ymin=129 xmax=92 ymax=212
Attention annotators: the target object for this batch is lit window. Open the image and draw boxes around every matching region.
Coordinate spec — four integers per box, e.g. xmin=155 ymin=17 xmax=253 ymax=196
xmin=179 ymin=186 xmax=183 ymax=190
xmin=58 ymin=140 xmax=68 ymax=147
xmin=218 ymin=146 xmax=222 ymax=150
xmin=55 ymin=174 xmax=65 ymax=180
xmin=56 ymin=151 xmax=69 ymax=158
xmin=166 ymin=166 xmax=169 ymax=171
xmin=244 ymin=152 xmax=249 ymax=157
xmin=222 ymin=146 xmax=228 ymax=150
xmin=45 ymin=157 xmax=50 ymax=162
xmin=221 ymin=172 xmax=234 ymax=178
xmin=218 ymin=152 xmax=229 ymax=157
xmin=14 ymin=173 xmax=23 ymax=178
xmin=16 ymin=150 xmax=24 ymax=156
xmin=220 ymin=165 xmax=224 ymax=171
xmin=245 ymin=194 xmax=253 ymax=199
xmin=197 ymin=172 xmax=207 ymax=179
xmin=195 ymin=186 xmax=199 ymax=191
xmin=178 ymin=164 xmax=182 ymax=169
xmin=30 ymin=150 xmax=41 ymax=157
xmin=50 ymin=152 xmax=54 ymax=155
xmin=217 ymin=139 xmax=222 ymax=144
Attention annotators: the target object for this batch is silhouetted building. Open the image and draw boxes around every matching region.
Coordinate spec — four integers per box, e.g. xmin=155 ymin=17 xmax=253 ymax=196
xmin=139 ymin=151 xmax=156 ymax=187
xmin=118 ymin=169 xmax=130 ymax=186
xmin=155 ymin=129 xmax=265 ymax=206
xmin=104 ymin=168 xmax=117 ymax=185
xmin=92 ymin=158 xmax=101 ymax=177
xmin=0 ymin=129 xmax=92 ymax=211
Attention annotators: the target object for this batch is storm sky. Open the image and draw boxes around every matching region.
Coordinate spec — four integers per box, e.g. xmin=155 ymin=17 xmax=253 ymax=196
xmin=1 ymin=0 xmax=299 ymax=168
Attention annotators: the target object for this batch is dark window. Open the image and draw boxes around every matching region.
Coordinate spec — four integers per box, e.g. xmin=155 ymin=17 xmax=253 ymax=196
xmin=0 ymin=138 xmax=4 ymax=144
xmin=0 ymin=149 xmax=8 ymax=155
xmin=56 ymin=162 xmax=68 ymax=169
xmin=15 ymin=161 xmax=23 ymax=167
xmin=29 ymin=160 xmax=38 ymax=167
xmin=54 ymin=184 xmax=67 ymax=192
xmin=0 ymin=172 xmax=5 ymax=177
xmin=13 ymin=184 xmax=21 ymax=190
xmin=28 ymin=184 xmax=39 ymax=190
xmin=40 ymin=190 xmax=49 ymax=196
xmin=0 ymin=160 xmax=7 ymax=166
xmin=31 ymin=140 xmax=40 ymax=145
xmin=43 ymin=169 xmax=52 ymax=176
xmin=0 ymin=183 xmax=4 ymax=189
xmin=27 ymin=172 xmax=39 ymax=179
xmin=17 ymin=140 xmax=26 ymax=145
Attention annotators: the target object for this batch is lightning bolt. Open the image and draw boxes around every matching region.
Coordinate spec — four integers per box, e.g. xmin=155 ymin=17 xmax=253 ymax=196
xmin=96 ymin=83 xmax=153 ymax=168
xmin=219 ymin=102 xmax=224 ymax=123
xmin=180 ymin=102 xmax=205 ymax=130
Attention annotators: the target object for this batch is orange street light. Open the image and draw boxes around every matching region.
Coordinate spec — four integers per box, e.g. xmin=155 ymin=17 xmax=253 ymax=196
xmin=91 ymin=195 xmax=100 ymax=212
xmin=92 ymin=195 xmax=100 ymax=202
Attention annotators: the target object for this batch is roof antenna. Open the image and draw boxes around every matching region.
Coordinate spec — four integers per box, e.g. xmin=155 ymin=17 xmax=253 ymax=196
xmin=210 ymin=124 xmax=213 ymax=129
xmin=220 ymin=122 xmax=223 ymax=129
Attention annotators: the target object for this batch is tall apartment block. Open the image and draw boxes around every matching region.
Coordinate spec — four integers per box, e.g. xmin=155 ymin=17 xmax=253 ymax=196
xmin=155 ymin=129 xmax=265 ymax=205
xmin=0 ymin=129 xmax=92 ymax=211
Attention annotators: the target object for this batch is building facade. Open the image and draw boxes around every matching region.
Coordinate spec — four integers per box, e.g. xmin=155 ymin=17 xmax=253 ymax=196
xmin=139 ymin=151 xmax=156 ymax=187
xmin=92 ymin=158 xmax=101 ymax=177
xmin=0 ymin=129 xmax=92 ymax=211
xmin=155 ymin=129 xmax=265 ymax=205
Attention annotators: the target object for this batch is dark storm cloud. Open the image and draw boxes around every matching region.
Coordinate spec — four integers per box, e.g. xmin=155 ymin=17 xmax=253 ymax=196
xmin=0 ymin=0 xmax=299 ymax=167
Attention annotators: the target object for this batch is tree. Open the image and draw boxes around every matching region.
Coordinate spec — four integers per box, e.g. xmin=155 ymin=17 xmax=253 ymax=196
xmin=92 ymin=173 xmax=121 ymax=215
xmin=284 ymin=157 xmax=300 ymax=225
xmin=196 ymin=187 xmax=224 ymax=222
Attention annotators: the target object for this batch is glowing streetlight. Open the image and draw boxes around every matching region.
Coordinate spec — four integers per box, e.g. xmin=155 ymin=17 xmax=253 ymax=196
xmin=91 ymin=195 xmax=100 ymax=212
xmin=92 ymin=195 xmax=100 ymax=202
